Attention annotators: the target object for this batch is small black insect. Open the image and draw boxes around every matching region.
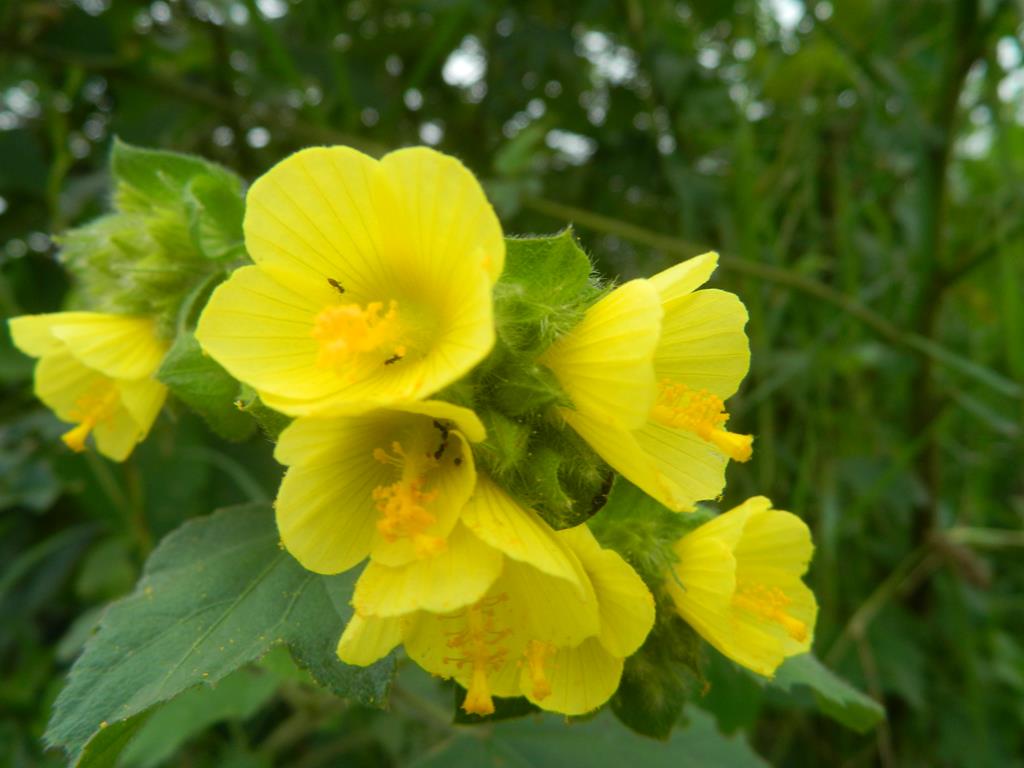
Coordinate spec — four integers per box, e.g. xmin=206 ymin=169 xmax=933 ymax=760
xmin=383 ymin=353 xmax=404 ymax=365
xmin=327 ymin=277 xmax=345 ymax=294
xmin=454 ymin=457 xmax=463 ymax=467
xmin=432 ymin=420 xmax=450 ymax=460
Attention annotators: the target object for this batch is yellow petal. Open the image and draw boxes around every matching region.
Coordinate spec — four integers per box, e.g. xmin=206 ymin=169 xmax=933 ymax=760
xmin=34 ymin=350 xmax=111 ymax=423
xmin=648 ymin=251 xmax=718 ymax=307
xmin=667 ymin=535 xmax=736 ymax=640
xmin=10 ymin=312 xmax=166 ymax=380
xmin=541 ymin=279 xmax=662 ymax=430
xmin=391 ymin=399 xmax=486 ymax=444
xmin=522 ymin=636 xmax=623 ymax=715
xmin=460 ymin=476 xmax=583 ymax=587
xmin=499 ymin=557 xmax=600 ymax=648
xmin=336 ymin=614 xmax=402 ymax=666
xmin=379 ymin=146 xmax=505 ymax=284
xmin=734 ymin=504 xmax=814 ymax=575
xmin=117 ymin=377 xmax=168 ymax=436
xmin=655 ymin=289 xmax=750 ymax=400
xmin=354 ymin=524 xmax=502 ymax=617
xmin=244 ymin=146 xmax=395 ymax=297
xmin=92 ymin=407 xmax=151 ymax=462
xmin=559 ymin=525 xmax=655 ymax=657
xmin=633 ymin=420 xmax=730 ymax=510
xmin=195 ymin=265 xmax=338 ymax=406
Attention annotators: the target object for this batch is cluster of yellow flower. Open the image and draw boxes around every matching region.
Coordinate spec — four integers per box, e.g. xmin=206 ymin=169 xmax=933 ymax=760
xmin=9 ymin=145 xmax=816 ymax=715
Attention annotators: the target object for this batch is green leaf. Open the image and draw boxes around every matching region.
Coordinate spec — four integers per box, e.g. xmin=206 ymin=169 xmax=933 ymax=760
xmin=121 ymin=668 xmax=280 ymax=768
xmin=45 ymin=503 xmax=394 ymax=764
xmin=769 ymin=654 xmax=885 ymax=733
xmin=411 ymin=709 xmax=767 ymax=768
xmin=157 ymin=332 xmax=255 ymax=441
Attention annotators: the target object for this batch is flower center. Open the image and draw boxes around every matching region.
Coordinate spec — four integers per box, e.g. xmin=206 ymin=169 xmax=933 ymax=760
xmin=444 ymin=595 xmax=512 ymax=716
xmin=372 ymin=442 xmax=444 ymax=556
xmin=62 ymin=384 xmax=120 ymax=452
xmin=523 ymin=639 xmax=554 ymax=700
xmin=732 ymin=583 xmax=808 ymax=642
xmin=311 ymin=300 xmax=405 ymax=371
xmin=651 ymin=381 xmax=753 ymax=462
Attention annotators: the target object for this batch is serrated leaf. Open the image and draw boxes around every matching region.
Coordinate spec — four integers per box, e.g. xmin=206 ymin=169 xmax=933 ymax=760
xmin=412 ymin=709 xmax=767 ymax=768
xmin=45 ymin=503 xmax=394 ymax=764
xmin=769 ymin=653 xmax=885 ymax=733
xmin=157 ymin=332 xmax=255 ymax=441
xmin=76 ymin=715 xmax=150 ymax=768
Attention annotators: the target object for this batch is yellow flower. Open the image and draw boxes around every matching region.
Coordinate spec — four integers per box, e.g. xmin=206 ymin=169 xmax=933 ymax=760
xmin=273 ymin=401 xmax=485 ymax=575
xmin=339 ymin=514 xmax=655 ymax=717
xmin=196 ymin=145 xmax=504 ymax=417
xmin=8 ymin=312 xmax=168 ymax=461
xmin=542 ymin=252 xmax=752 ymax=511
xmin=665 ymin=496 xmax=817 ymax=677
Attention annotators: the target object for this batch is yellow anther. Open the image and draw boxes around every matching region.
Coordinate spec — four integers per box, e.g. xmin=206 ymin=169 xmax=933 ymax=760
xmin=524 ymin=640 xmax=554 ymax=700
xmin=372 ymin=477 xmax=438 ymax=542
xmin=444 ymin=597 xmax=512 ymax=716
xmin=62 ymin=385 xmax=120 ymax=452
xmin=733 ymin=583 xmax=808 ymax=642
xmin=311 ymin=299 xmax=402 ymax=369
xmin=651 ymin=381 xmax=752 ymax=462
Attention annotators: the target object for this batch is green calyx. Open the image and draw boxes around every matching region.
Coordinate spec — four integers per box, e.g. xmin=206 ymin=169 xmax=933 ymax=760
xmin=60 ymin=138 xmax=247 ymax=338
xmin=443 ymin=229 xmax=611 ymax=529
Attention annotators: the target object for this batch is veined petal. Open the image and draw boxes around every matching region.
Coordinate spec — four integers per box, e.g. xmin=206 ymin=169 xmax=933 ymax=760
xmin=195 ymin=265 xmax=339 ymax=405
xmin=666 ymin=536 xmax=737 ymax=653
xmin=655 ymin=289 xmax=750 ymax=400
xmin=49 ymin=314 xmax=166 ymax=380
xmin=336 ymin=614 xmax=402 ymax=666
xmin=541 ymin=279 xmax=662 ymax=430
xmin=693 ymin=496 xmax=769 ymax=551
xmin=10 ymin=312 xmax=166 ymax=380
xmin=522 ymin=637 xmax=623 ymax=715
xmin=460 ymin=476 xmax=583 ymax=588
xmin=244 ymin=146 xmax=395 ymax=298
xmin=380 ymin=147 xmax=505 ymax=284
xmin=633 ymin=420 xmax=730 ymax=511
xmin=734 ymin=504 xmax=814 ymax=575
xmin=9 ymin=312 xmax=88 ymax=358
xmin=34 ymin=350 xmax=110 ymax=423
xmin=355 ymin=524 xmax=502 ymax=617
xmin=648 ymin=252 xmax=718 ymax=307
xmin=500 ymin=557 xmax=600 ymax=648
xmin=559 ymin=525 xmax=655 ymax=658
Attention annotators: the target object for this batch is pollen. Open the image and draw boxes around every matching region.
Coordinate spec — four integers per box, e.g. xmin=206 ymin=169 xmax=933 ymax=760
xmin=651 ymin=381 xmax=753 ymax=462
xmin=523 ymin=640 xmax=554 ymax=700
xmin=372 ymin=442 xmax=440 ymax=546
xmin=444 ymin=596 xmax=512 ymax=716
xmin=732 ymin=583 xmax=808 ymax=642
xmin=311 ymin=300 xmax=404 ymax=370
xmin=62 ymin=385 xmax=120 ymax=452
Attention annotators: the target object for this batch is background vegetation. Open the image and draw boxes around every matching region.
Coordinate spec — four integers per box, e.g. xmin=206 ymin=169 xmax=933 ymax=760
xmin=2 ymin=0 xmax=1022 ymax=765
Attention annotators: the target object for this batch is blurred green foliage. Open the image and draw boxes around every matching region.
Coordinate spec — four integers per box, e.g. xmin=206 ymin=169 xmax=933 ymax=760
xmin=1 ymin=0 xmax=1022 ymax=766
